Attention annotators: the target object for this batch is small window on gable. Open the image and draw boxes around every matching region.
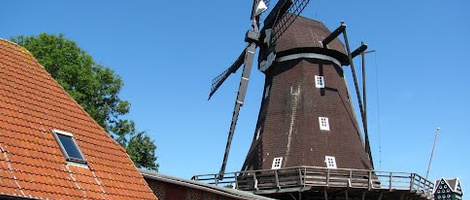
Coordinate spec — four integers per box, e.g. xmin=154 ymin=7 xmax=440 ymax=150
xmin=271 ymin=157 xmax=283 ymax=169
xmin=319 ymin=117 xmax=330 ymax=131
xmin=255 ymin=128 xmax=261 ymax=140
xmin=325 ymin=156 xmax=337 ymax=169
xmin=52 ymin=130 xmax=86 ymax=164
xmin=315 ymin=75 xmax=325 ymax=88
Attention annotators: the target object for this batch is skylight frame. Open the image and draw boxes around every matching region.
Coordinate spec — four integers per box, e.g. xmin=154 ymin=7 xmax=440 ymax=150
xmin=52 ymin=129 xmax=87 ymax=164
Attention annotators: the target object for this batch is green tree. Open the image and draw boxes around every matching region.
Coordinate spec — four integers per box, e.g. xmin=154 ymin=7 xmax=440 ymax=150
xmin=11 ymin=33 xmax=158 ymax=171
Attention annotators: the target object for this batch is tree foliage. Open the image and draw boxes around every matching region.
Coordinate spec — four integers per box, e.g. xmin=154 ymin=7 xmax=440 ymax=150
xmin=11 ymin=33 xmax=158 ymax=171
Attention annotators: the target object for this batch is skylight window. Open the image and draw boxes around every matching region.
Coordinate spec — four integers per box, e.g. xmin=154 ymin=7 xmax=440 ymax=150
xmin=53 ymin=130 xmax=86 ymax=164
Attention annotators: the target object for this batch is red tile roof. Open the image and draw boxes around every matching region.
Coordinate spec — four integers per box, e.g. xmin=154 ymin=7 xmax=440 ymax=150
xmin=0 ymin=38 xmax=157 ymax=199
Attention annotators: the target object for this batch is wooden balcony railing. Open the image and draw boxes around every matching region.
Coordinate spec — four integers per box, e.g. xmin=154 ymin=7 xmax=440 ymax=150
xmin=191 ymin=166 xmax=434 ymax=198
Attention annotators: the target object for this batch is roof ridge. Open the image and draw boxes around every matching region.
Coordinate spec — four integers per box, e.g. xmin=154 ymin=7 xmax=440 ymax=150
xmin=439 ymin=177 xmax=457 ymax=192
xmin=1 ymin=37 xmax=125 ymax=153
xmin=0 ymin=38 xmax=35 ymax=58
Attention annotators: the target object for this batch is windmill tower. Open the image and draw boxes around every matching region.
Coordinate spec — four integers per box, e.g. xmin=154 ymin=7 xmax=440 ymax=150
xmin=195 ymin=1 xmax=436 ymax=199
xmin=208 ymin=0 xmax=372 ymax=177
xmin=242 ymin=16 xmax=373 ymax=172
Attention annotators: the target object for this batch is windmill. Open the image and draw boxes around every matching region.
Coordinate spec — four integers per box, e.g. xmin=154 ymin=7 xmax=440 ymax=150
xmin=209 ymin=0 xmax=316 ymax=178
xmin=209 ymin=0 xmax=372 ymax=178
xmin=198 ymin=1 xmax=437 ymax=199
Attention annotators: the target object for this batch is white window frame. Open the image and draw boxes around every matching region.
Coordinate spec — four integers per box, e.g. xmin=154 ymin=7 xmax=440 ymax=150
xmin=315 ymin=75 xmax=325 ymax=88
xmin=319 ymin=117 xmax=330 ymax=131
xmin=271 ymin=157 xmax=283 ymax=169
xmin=52 ymin=129 xmax=87 ymax=164
xmin=325 ymin=156 xmax=337 ymax=169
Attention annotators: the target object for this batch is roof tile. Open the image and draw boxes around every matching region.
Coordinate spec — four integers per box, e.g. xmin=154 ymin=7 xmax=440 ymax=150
xmin=0 ymin=38 xmax=156 ymax=199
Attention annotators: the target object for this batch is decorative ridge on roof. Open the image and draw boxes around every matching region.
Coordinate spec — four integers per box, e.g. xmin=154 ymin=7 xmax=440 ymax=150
xmin=435 ymin=177 xmax=461 ymax=193
xmin=1 ymin=38 xmax=126 ymax=152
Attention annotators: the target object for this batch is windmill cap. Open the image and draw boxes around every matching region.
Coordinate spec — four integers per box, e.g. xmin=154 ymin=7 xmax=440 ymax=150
xmin=275 ymin=15 xmax=349 ymax=66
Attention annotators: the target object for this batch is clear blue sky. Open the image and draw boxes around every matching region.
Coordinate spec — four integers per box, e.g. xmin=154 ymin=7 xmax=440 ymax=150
xmin=2 ymin=0 xmax=469 ymax=191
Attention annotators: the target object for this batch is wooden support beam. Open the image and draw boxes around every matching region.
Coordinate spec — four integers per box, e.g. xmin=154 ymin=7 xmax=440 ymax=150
xmin=362 ymin=191 xmax=366 ymax=200
xmin=324 ymin=189 xmax=329 ymax=200
xmin=345 ymin=190 xmax=349 ymax=200
xmin=275 ymin=170 xmax=280 ymax=189
xmin=342 ymin=24 xmax=367 ymax=151
xmin=322 ymin=23 xmax=346 ymax=48
xmin=326 ymin=169 xmax=330 ymax=187
xmin=253 ymin=173 xmax=258 ymax=190
xmin=351 ymin=43 xmax=368 ymax=58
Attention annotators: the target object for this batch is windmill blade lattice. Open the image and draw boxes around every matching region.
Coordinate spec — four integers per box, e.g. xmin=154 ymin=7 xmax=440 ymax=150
xmin=209 ymin=50 xmax=246 ymax=99
xmin=209 ymin=68 xmax=230 ymax=99
xmin=270 ymin=0 xmax=311 ymax=44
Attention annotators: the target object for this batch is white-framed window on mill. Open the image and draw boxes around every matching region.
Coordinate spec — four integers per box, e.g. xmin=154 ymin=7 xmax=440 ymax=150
xmin=319 ymin=117 xmax=330 ymax=131
xmin=325 ymin=156 xmax=337 ymax=169
xmin=315 ymin=75 xmax=325 ymax=88
xmin=271 ymin=157 xmax=283 ymax=169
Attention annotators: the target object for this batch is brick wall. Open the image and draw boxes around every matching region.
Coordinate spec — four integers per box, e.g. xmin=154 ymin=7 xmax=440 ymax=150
xmin=146 ymin=177 xmax=166 ymax=199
